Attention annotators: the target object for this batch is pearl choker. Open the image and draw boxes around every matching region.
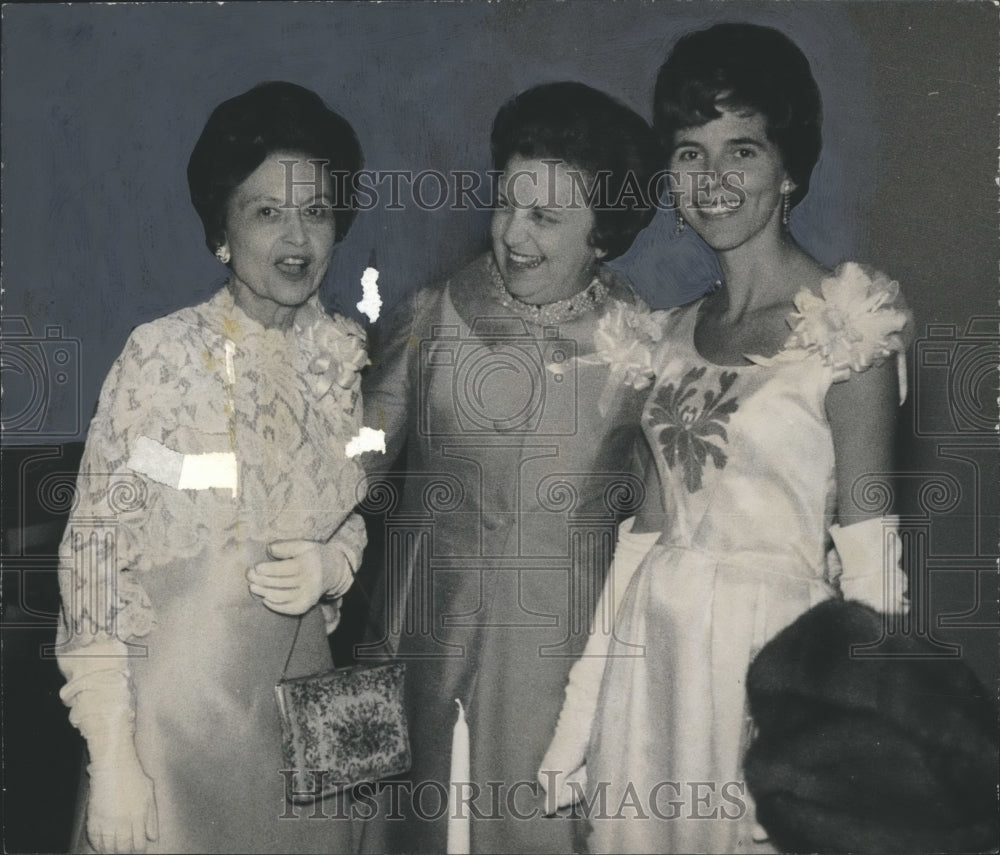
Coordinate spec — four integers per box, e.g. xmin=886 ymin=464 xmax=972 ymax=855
xmin=490 ymin=263 xmax=609 ymax=326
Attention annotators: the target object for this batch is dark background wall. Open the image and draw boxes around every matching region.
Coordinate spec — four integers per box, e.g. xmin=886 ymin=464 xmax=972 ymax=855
xmin=2 ymin=2 xmax=996 ymax=852
xmin=3 ymin=0 xmax=881 ymax=441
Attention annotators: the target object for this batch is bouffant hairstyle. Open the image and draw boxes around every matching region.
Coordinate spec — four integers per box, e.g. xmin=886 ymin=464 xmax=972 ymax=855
xmin=490 ymin=81 xmax=660 ymax=261
xmin=653 ymin=23 xmax=822 ymax=209
xmin=187 ymin=81 xmax=364 ymax=254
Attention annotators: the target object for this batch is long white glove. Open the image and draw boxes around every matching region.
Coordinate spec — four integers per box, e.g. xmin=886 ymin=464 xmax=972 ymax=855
xmin=538 ymin=518 xmax=659 ymax=815
xmin=86 ymin=730 xmax=159 ymax=854
xmin=61 ymin=665 xmax=158 ymax=854
xmin=829 ymin=515 xmax=909 ymax=614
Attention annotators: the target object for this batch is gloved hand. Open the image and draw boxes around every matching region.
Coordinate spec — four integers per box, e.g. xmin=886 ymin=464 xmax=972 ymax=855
xmin=248 ymin=514 xmax=366 ymax=615
xmin=87 ymin=746 xmax=158 ymax=854
xmin=248 ymin=537 xmax=354 ymax=615
xmin=829 ymin=516 xmax=909 ymax=614
xmin=75 ymin=700 xmax=158 ymax=854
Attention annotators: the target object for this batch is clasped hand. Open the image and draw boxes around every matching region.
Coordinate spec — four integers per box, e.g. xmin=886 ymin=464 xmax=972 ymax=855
xmin=246 ymin=538 xmax=354 ymax=615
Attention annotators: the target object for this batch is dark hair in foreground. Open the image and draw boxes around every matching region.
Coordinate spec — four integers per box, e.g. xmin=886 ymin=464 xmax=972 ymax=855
xmin=491 ymin=81 xmax=660 ymax=261
xmin=187 ymin=81 xmax=364 ymax=253
xmin=654 ymin=23 xmax=822 ymax=209
xmin=745 ymin=600 xmax=999 ymax=854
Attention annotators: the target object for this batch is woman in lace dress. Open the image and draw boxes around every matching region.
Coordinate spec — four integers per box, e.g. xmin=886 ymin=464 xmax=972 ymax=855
xmin=540 ymin=24 xmax=912 ymax=853
xmin=360 ymin=82 xmax=661 ymax=854
xmin=56 ymin=82 xmax=368 ymax=854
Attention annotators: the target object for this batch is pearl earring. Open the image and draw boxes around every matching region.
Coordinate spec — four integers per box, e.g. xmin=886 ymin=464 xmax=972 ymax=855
xmin=215 ymin=244 xmax=231 ymax=264
xmin=675 ymin=213 xmax=686 ymax=235
xmin=780 ymin=181 xmax=793 ymax=228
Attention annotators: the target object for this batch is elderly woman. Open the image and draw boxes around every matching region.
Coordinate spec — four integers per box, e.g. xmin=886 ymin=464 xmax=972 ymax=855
xmin=543 ymin=24 xmax=912 ymax=854
xmin=56 ymin=82 xmax=368 ymax=853
xmin=361 ymin=81 xmax=660 ymax=854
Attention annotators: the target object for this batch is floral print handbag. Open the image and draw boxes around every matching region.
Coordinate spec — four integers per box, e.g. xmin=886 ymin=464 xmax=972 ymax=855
xmin=275 ymin=618 xmax=411 ymax=803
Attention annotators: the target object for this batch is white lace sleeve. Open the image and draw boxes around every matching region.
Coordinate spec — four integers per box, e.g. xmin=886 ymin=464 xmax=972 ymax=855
xmin=56 ymin=328 xmax=160 ymax=746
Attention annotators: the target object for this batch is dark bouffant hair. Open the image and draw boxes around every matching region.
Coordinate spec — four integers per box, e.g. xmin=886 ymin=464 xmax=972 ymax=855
xmin=187 ymin=81 xmax=364 ymax=253
xmin=745 ymin=600 xmax=999 ymax=854
xmin=654 ymin=23 xmax=822 ymax=209
xmin=490 ymin=81 xmax=660 ymax=261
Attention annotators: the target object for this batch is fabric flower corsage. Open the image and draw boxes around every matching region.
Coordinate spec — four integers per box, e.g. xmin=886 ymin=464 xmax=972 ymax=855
xmin=298 ymin=308 xmax=369 ymax=401
xmin=786 ymin=263 xmax=911 ymax=402
xmin=549 ymin=300 xmax=665 ymax=416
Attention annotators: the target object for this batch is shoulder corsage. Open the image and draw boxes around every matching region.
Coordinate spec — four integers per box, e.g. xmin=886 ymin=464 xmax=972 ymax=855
xmin=549 ymin=299 xmax=667 ymax=416
xmin=785 ymin=263 xmax=912 ymax=402
xmin=296 ymin=301 xmax=369 ymax=402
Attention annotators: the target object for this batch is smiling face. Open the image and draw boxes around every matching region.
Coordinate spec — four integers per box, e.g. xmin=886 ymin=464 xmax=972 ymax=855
xmin=671 ymin=109 xmax=792 ymax=253
xmin=223 ymin=151 xmax=338 ymax=327
xmin=490 ymin=156 xmax=605 ymax=305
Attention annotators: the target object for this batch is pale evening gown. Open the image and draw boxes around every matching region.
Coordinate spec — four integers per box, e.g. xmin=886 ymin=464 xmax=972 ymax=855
xmin=56 ymin=286 xmax=367 ymax=853
xmin=585 ymin=263 xmax=911 ymax=854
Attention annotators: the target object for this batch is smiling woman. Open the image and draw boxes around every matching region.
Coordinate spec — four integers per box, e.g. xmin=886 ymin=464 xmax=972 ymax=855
xmin=671 ymin=112 xmax=792 ymax=254
xmin=491 ymin=157 xmax=605 ymax=305
xmin=541 ymin=25 xmax=914 ymax=855
xmin=55 ymin=82 xmax=369 ymax=854
xmin=360 ymin=81 xmax=661 ymax=855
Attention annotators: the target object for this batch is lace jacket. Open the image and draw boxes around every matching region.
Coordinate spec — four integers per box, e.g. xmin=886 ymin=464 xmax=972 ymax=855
xmin=56 ymin=286 xmax=368 ymax=734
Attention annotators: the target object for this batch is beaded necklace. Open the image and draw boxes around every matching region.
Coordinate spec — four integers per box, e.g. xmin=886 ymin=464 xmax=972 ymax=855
xmin=489 ymin=262 xmax=609 ymax=326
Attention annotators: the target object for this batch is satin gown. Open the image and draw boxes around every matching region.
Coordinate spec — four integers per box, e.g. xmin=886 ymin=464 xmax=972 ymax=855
xmin=56 ymin=287 xmax=367 ymax=853
xmin=361 ymin=253 xmax=651 ymax=854
xmin=585 ymin=263 xmax=911 ymax=854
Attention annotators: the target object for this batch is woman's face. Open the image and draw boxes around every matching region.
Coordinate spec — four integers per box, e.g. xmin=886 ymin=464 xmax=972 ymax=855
xmin=224 ymin=151 xmax=338 ymax=326
xmin=491 ymin=156 xmax=605 ymax=305
xmin=670 ymin=109 xmax=791 ymax=253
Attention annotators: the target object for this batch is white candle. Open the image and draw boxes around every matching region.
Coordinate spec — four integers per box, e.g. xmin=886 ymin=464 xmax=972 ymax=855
xmin=447 ymin=698 xmax=471 ymax=855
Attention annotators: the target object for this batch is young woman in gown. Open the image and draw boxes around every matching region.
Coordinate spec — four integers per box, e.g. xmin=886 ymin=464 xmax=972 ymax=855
xmin=56 ymin=82 xmax=369 ymax=854
xmin=540 ymin=24 xmax=911 ymax=854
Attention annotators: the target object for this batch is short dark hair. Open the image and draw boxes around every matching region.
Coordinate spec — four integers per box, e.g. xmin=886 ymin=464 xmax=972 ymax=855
xmin=187 ymin=81 xmax=364 ymax=253
xmin=490 ymin=81 xmax=659 ymax=261
xmin=746 ymin=600 xmax=999 ymax=854
xmin=653 ymin=23 xmax=822 ymax=209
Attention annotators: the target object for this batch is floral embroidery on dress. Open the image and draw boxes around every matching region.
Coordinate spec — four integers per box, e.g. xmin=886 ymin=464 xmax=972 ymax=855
xmin=646 ymin=366 xmax=739 ymax=493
